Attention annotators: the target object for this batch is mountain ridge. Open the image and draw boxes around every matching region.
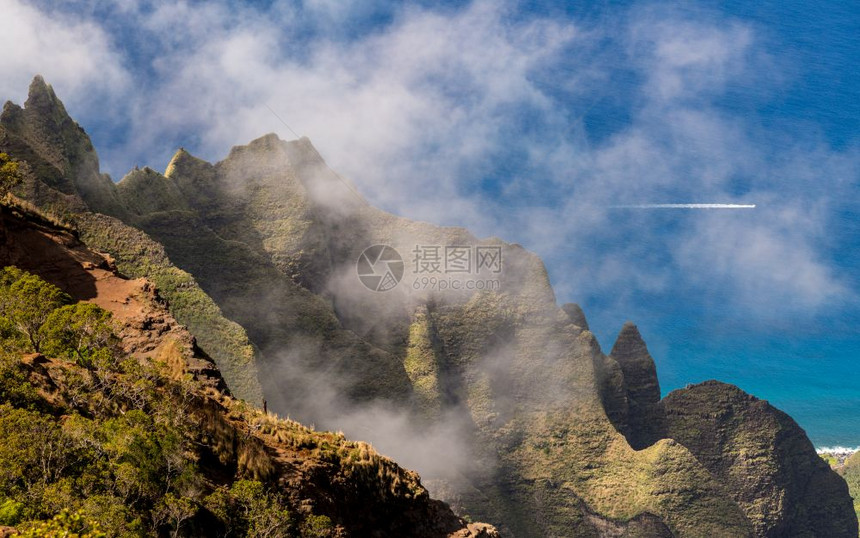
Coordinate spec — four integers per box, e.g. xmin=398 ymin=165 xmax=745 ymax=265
xmin=1 ymin=75 xmax=856 ymax=537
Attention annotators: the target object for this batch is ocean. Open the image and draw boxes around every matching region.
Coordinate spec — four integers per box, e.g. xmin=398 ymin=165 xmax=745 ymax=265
xmin=559 ymin=0 xmax=860 ymax=449
xmin=584 ymin=294 xmax=859 ymax=448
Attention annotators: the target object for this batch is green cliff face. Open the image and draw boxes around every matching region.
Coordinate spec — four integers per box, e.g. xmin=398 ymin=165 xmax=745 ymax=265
xmin=0 ymin=76 xmax=125 ymax=218
xmin=1 ymin=76 xmax=856 ymax=537
xmin=110 ymin=134 xmax=760 ymax=534
xmin=404 ymin=305 xmax=444 ymax=421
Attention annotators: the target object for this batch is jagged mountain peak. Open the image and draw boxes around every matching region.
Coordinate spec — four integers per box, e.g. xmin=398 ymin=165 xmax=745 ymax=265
xmin=215 ymin=131 xmax=368 ymax=215
xmin=234 ymin=131 xmax=284 ymax=154
xmin=0 ymin=76 xmax=126 ymax=217
xmin=663 ymin=379 xmax=858 ymax=536
xmin=28 ymin=74 xmax=50 ymax=93
xmin=608 ymin=321 xmax=658 ymax=393
xmin=1 ymin=99 xmax=23 ymax=123
xmin=223 ymin=132 xmax=327 ymax=171
xmin=606 ymin=321 xmax=665 ymax=449
xmin=610 ymin=320 xmax=649 ymax=359
xmin=223 ymin=132 xmax=305 ymax=165
xmin=117 ymin=165 xmax=189 ymax=216
xmin=164 ymin=147 xmax=211 ymax=179
xmin=25 ymin=75 xmax=66 ymax=115
xmin=19 ymin=75 xmax=82 ymax=148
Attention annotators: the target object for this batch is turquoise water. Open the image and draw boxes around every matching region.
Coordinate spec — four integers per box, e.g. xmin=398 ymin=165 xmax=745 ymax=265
xmin=585 ymin=206 xmax=858 ymax=447
xmin=656 ymin=317 xmax=859 ymax=448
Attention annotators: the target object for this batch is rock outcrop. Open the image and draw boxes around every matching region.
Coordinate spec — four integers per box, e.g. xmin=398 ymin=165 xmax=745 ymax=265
xmin=607 ymin=322 xmax=666 ymax=450
xmin=561 ymin=302 xmax=589 ymax=331
xmin=0 ymin=76 xmax=125 ymax=217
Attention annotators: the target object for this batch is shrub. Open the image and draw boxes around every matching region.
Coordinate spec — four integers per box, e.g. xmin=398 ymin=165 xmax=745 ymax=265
xmin=0 ymin=498 xmax=24 ymax=526
xmin=301 ymin=514 xmax=334 ymax=538
xmin=0 ymin=153 xmax=23 ymax=197
xmin=205 ymin=479 xmax=293 ymax=537
xmin=15 ymin=509 xmax=106 ymax=538
xmin=0 ymin=405 xmax=73 ymax=498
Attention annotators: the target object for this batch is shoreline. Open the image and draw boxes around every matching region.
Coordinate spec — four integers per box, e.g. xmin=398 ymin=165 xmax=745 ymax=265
xmin=816 ymin=446 xmax=859 ymax=467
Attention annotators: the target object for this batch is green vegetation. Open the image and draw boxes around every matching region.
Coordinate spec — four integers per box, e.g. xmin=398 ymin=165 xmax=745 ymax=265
xmin=40 ymin=303 xmax=116 ymax=367
xmin=839 ymin=452 xmax=860 ymax=528
xmin=0 ymin=267 xmax=441 ymax=537
xmin=14 ymin=510 xmax=106 ymax=538
xmin=0 ymin=147 xmax=265 ymax=406
xmin=0 ymin=267 xmax=116 ymax=369
xmin=0 ymin=267 xmax=293 ymax=536
xmin=0 ymin=152 xmax=24 ymax=196
xmin=0 ymin=267 xmax=71 ymax=353
xmin=204 ymin=480 xmax=293 ymax=538
xmin=299 ymin=515 xmax=333 ymax=538
xmin=403 ymin=307 xmax=442 ymax=420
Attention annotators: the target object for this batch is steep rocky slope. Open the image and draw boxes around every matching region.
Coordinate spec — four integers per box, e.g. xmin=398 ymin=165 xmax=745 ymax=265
xmin=1 ymin=76 xmax=856 ymax=537
xmin=0 ymin=202 xmax=226 ymax=391
xmin=0 ymin=201 xmax=497 ymax=537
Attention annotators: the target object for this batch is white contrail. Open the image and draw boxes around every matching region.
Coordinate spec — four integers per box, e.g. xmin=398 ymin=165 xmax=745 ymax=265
xmin=610 ymin=203 xmax=756 ymax=209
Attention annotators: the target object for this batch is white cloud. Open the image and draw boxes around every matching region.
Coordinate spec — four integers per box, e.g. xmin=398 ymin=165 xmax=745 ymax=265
xmin=675 ymin=200 xmax=847 ymax=310
xmin=0 ymin=0 xmax=129 ymax=112
xmin=631 ymin=14 xmax=755 ymax=103
xmin=0 ymin=0 xmax=854 ymax=317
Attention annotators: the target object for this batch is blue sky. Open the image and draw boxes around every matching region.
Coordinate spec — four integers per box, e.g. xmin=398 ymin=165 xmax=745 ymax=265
xmin=2 ymin=0 xmax=858 ymax=445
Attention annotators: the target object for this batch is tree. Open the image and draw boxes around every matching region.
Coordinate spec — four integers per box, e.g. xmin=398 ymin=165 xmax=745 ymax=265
xmin=0 ymin=267 xmax=70 ymax=352
xmin=0 ymin=405 xmax=73 ymax=497
xmin=0 ymin=498 xmax=24 ymax=526
xmin=40 ymin=303 xmax=116 ymax=366
xmin=301 ymin=514 xmax=334 ymax=538
xmin=0 ymin=152 xmax=23 ymax=197
xmin=0 ymin=351 xmax=39 ymax=407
